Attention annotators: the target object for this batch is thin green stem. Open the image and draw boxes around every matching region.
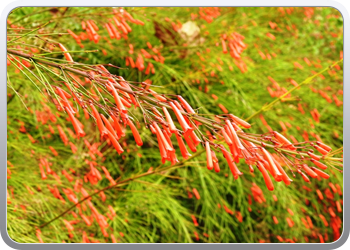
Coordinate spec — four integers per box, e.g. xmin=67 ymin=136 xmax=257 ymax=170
xmin=31 ymin=149 xmax=204 ymax=232
xmin=7 ymin=22 xmax=51 ymax=44
xmin=244 ymin=59 xmax=343 ymax=122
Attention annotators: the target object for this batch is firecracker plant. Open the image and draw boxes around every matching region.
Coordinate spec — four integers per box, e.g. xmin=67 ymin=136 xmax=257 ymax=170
xmin=7 ymin=7 xmax=343 ymax=243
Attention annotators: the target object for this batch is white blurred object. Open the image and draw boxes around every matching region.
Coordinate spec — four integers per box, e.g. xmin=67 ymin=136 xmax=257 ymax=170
xmin=178 ymin=21 xmax=204 ymax=46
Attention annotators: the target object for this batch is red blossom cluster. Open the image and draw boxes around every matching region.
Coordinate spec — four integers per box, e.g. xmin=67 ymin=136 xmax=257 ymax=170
xmin=16 ymin=47 xmax=339 ymax=194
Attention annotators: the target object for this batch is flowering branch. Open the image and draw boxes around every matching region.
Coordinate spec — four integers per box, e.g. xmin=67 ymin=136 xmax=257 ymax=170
xmin=7 ymin=7 xmax=343 ymax=243
xmin=7 ymin=47 xmax=343 ymax=192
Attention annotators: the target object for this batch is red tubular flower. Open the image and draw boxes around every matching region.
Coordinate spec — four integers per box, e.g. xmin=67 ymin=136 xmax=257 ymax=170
xmin=83 ymin=108 xmax=90 ymax=120
xmin=108 ymin=82 xmax=127 ymax=113
xmin=301 ymin=218 xmax=309 ymax=229
xmin=110 ymin=114 xmax=125 ymax=138
xmin=194 ymin=231 xmax=199 ymax=241
xmin=145 ymin=62 xmax=152 ymax=75
xmin=153 ymin=122 xmax=173 ymax=152
xmin=57 ymin=125 xmax=68 ymax=145
xmin=319 ymin=215 xmax=329 ymax=228
xmin=127 ymin=57 xmax=135 ymax=68
xmin=120 ymin=19 xmax=132 ymax=32
xmin=205 ymin=141 xmax=213 ymax=170
xmin=135 ymin=53 xmax=145 ymax=71
xmin=39 ymin=164 xmax=47 ymax=180
xmin=111 ymin=234 xmax=117 ymax=243
xmin=155 ymin=130 xmax=168 ymax=161
xmin=174 ymin=99 xmax=189 ymax=114
xmin=63 ymin=219 xmax=74 ymax=232
xmin=81 ymin=214 xmax=92 ymax=226
xmin=261 ymin=148 xmax=282 ymax=180
xmin=314 ymin=145 xmax=328 ymax=155
xmin=65 ymin=107 xmax=85 ymax=137
xmin=310 ymin=159 xmax=327 ymax=169
xmin=41 ymin=159 xmax=52 ymax=175
xmin=336 ymin=201 xmax=342 ymax=213
xmin=329 ymin=182 xmax=337 ymax=193
xmin=273 ymin=131 xmax=296 ymax=150
xmin=148 ymin=89 xmax=167 ymax=102
xmin=58 ymin=43 xmax=74 ymax=62
xmin=107 ymin=130 xmax=124 ymax=154
xmin=62 ymin=170 xmax=73 ymax=182
xmin=162 ymin=129 xmax=178 ymax=165
xmin=99 ymin=191 xmax=106 ymax=202
xmin=57 ymin=87 xmax=72 ymax=99
xmin=169 ymin=101 xmax=192 ymax=133
xmin=151 ymin=106 xmax=164 ymax=119
xmin=175 ymin=95 xmax=202 ymax=126
xmin=89 ymin=103 xmax=109 ymax=137
xmin=183 ymin=132 xmax=197 ymax=152
xmin=221 ymin=127 xmax=233 ymax=145
xmin=302 ymin=164 xmax=318 ymax=178
xmin=218 ymin=103 xmax=228 ymax=113
xmin=311 ymin=167 xmax=330 ymax=179
xmin=272 ymin=157 xmax=292 ymax=185
xmin=211 ymin=150 xmax=220 ymax=173
xmin=86 ymin=20 xmax=97 ymax=36
xmin=188 ymin=130 xmax=202 ymax=146
xmin=316 ymin=141 xmax=332 ymax=152
xmin=48 ymin=124 xmax=55 ymax=134
xmin=286 ymin=217 xmax=294 ymax=228
xmin=112 ymin=13 xmax=122 ymax=26
xmin=36 ymin=229 xmax=44 ymax=243
xmin=221 ymin=39 xmax=228 ymax=54
xmin=119 ymin=95 xmax=132 ymax=108
xmin=192 ymin=188 xmax=200 ymax=200
xmin=224 ymin=126 xmax=239 ymax=161
xmin=105 ymin=23 xmax=115 ymax=39
xmin=106 ymin=175 xmax=117 ymax=186
xmin=89 ymin=19 xmax=99 ymax=31
xmin=49 ymin=146 xmax=58 ymax=157
xmin=307 ymin=151 xmax=321 ymax=161
xmin=228 ymin=114 xmax=251 ymax=129
xmin=219 ymin=145 xmax=243 ymax=179
xmin=177 ymin=95 xmax=195 ymax=114
xmin=299 ymin=170 xmax=310 ymax=182
xmin=149 ymin=124 xmax=156 ymax=134
xmin=140 ymin=49 xmax=152 ymax=59
xmin=191 ymin=214 xmax=199 ymax=226
xmin=175 ymin=132 xmax=191 ymax=159
xmin=101 ymin=166 xmax=110 ymax=177
xmin=100 ymin=114 xmax=118 ymax=138
xmin=306 ymin=216 xmax=313 ymax=229
xmin=80 ymin=188 xmax=90 ymax=199
xmin=225 ymin=120 xmax=244 ymax=152
xmin=127 ymin=119 xmax=143 ymax=146
xmin=109 ymin=23 xmax=121 ymax=40
xmin=162 ymin=107 xmax=177 ymax=133
xmin=98 ymin=225 xmax=108 ymax=237
xmin=257 ymin=162 xmax=274 ymax=191
xmin=56 ymin=87 xmax=74 ymax=112
xmin=108 ymin=205 xmax=116 ymax=217
xmin=161 ymin=125 xmax=171 ymax=137
xmin=117 ymin=81 xmax=138 ymax=107
xmin=27 ymin=133 xmax=36 ymax=143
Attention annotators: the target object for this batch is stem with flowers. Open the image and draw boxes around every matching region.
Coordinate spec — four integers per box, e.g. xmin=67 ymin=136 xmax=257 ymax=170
xmin=7 ymin=45 xmax=343 ymax=193
xmin=7 ymin=7 xmax=343 ymax=243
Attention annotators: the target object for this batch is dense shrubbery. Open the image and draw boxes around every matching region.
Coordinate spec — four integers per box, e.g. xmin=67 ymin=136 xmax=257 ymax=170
xmin=7 ymin=7 xmax=343 ymax=243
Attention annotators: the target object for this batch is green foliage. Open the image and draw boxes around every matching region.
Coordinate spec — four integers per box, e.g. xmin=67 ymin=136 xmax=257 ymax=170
xmin=7 ymin=7 xmax=343 ymax=243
